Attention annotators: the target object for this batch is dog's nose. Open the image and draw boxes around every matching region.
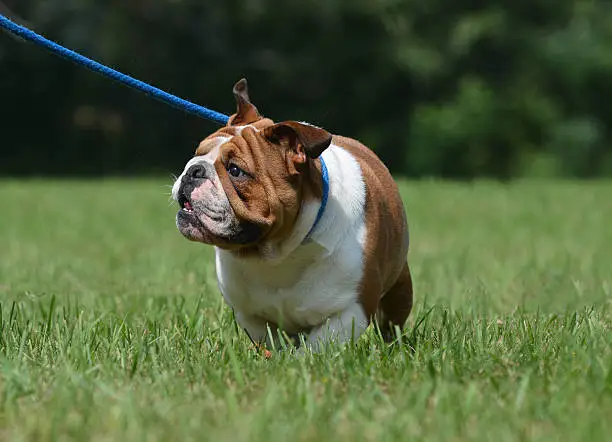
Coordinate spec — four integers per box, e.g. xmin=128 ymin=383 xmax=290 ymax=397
xmin=185 ymin=164 xmax=208 ymax=180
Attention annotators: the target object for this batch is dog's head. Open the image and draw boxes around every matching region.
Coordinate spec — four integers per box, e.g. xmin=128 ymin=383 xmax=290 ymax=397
xmin=172 ymin=79 xmax=333 ymax=256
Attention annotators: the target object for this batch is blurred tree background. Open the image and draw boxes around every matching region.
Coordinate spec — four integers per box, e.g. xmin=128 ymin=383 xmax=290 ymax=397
xmin=1 ymin=0 xmax=611 ymax=178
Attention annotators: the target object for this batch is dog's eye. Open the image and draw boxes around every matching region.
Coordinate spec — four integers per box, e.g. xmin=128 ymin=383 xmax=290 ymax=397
xmin=228 ymin=163 xmax=246 ymax=178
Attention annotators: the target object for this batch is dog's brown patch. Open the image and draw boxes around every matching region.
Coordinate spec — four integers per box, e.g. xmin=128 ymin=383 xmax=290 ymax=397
xmin=333 ymin=136 xmax=413 ymax=334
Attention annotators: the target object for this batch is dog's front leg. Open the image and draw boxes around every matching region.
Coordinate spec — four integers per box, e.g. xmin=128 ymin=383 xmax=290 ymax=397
xmin=234 ymin=312 xmax=292 ymax=357
xmin=299 ymin=302 xmax=368 ymax=353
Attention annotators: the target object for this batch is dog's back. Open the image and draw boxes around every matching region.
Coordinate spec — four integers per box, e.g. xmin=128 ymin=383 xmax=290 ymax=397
xmin=333 ymin=136 xmax=413 ymax=337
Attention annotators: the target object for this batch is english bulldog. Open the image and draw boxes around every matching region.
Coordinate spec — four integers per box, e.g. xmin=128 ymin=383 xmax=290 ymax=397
xmin=172 ymin=79 xmax=413 ymax=353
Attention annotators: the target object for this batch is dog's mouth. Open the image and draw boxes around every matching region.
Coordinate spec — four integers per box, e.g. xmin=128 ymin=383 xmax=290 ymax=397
xmin=176 ymin=190 xmax=211 ymax=244
xmin=176 ymin=187 xmax=224 ymax=241
xmin=178 ymin=192 xmax=223 ymax=222
xmin=175 ymin=189 xmax=262 ymax=248
xmin=178 ymin=192 xmax=194 ymax=214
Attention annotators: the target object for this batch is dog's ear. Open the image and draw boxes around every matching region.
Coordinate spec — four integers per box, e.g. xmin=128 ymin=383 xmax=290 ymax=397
xmin=227 ymin=78 xmax=262 ymax=126
xmin=263 ymin=121 xmax=332 ymax=162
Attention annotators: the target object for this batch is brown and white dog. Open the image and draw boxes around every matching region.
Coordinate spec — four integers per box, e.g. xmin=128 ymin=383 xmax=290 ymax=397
xmin=172 ymin=79 xmax=413 ymax=353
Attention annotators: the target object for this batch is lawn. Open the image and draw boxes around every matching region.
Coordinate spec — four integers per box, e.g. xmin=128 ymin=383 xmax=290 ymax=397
xmin=0 ymin=178 xmax=611 ymax=442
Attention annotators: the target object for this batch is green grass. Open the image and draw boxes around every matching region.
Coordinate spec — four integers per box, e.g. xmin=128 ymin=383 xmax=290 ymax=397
xmin=0 ymin=178 xmax=611 ymax=442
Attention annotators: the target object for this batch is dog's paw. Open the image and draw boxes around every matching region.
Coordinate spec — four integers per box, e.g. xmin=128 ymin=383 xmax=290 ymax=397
xmin=249 ymin=344 xmax=272 ymax=359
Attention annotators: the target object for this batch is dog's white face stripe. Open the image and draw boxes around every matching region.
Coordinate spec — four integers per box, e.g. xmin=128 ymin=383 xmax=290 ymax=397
xmin=199 ymin=137 xmax=227 ymax=165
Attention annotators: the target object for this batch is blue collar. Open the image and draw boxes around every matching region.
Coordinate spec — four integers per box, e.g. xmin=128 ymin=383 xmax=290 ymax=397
xmin=303 ymin=156 xmax=329 ymax=243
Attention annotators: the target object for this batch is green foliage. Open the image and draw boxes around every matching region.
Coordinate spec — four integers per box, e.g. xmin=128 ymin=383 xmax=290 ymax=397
xmin=0 ymin=178 xmax=611 ymax=440
xmin=1 ymin=0 xmax=612 ymax=177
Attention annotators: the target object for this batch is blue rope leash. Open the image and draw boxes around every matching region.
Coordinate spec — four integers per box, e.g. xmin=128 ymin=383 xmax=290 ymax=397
xmin=0 ymin=14 xmax=230 ymax=125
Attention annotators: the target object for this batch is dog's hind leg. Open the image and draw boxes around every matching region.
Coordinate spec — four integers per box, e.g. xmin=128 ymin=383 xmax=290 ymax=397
xmin=376 ymin=263 xmax=414 ymax=342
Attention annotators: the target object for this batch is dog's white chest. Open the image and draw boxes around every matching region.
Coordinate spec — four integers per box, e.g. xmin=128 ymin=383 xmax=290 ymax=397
xmin=215 ymin=240 xmax=363 ymax=332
